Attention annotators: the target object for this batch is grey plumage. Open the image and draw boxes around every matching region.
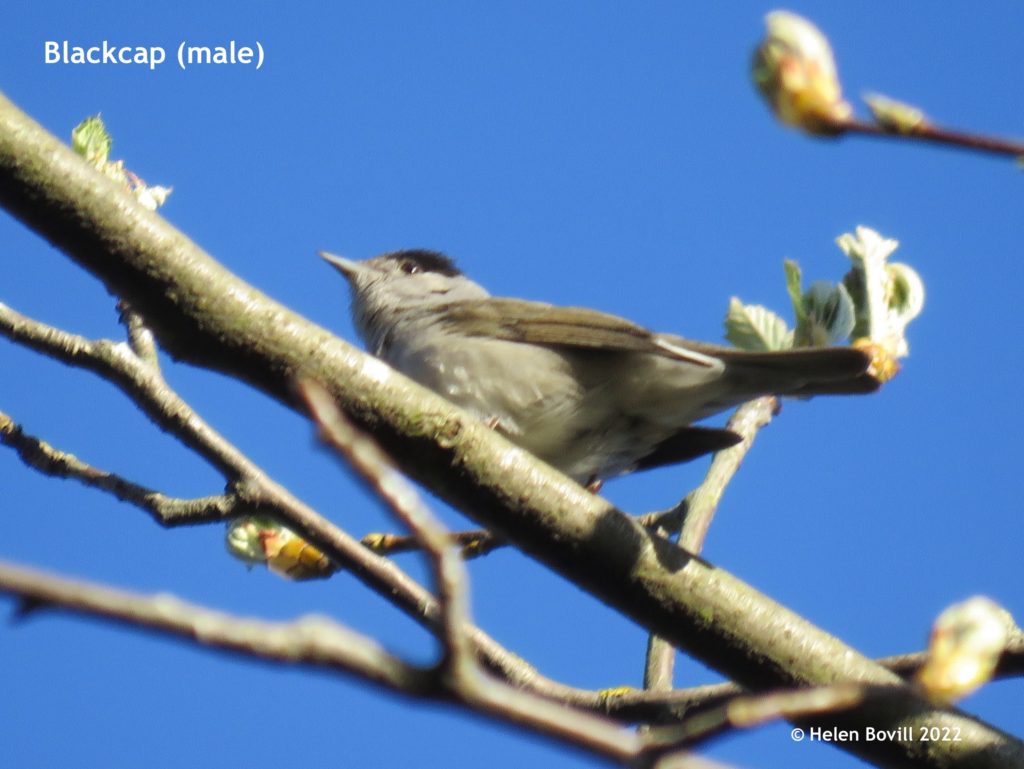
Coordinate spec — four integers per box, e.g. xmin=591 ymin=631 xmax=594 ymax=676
xmin=322 ymin=249 xmax=877 ymax=483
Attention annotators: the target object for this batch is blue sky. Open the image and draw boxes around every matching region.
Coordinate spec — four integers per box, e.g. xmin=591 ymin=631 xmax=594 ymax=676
xmin=2 ymin=3 xmax=1022 ymax=768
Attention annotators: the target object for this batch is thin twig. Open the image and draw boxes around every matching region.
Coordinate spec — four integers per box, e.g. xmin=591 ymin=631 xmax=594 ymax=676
xmin=299 ymin=379 xmax=474 ymax=670
xmin=117 ymin=299 xmax=160 ymax=369
xmin=650 ymin=757 xmax=742 ymax=769
xmin=642 ymin=399 xmax=777 ymax=697
xmin=0 ymin=559 xmax=431 ymax=689
xmin=361 ymin=496 xmax=775 ymax=560
xmin=0 ymin=302 xmax=253 ymax=479
xmin=643 ymin=683 xmax=879 ymax=750
xmin=832 ymin=116 xmax=1024 ymax=159
xmin=597 ymin=634 xmax=1024 ymax=724
xmin=677 ymin=398 xmax=777 ymax=550
xmin=641 ymin=524 xmax=680 ymax=694
xmin=0 ymin=411 xmax=237 ymax=525
xmin=362 ymin=529 xmax=503 ymax=558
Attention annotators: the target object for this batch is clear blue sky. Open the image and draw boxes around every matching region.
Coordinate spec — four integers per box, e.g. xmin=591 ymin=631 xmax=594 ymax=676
xmin=2 ymin=3 xmax=1022 ymax=768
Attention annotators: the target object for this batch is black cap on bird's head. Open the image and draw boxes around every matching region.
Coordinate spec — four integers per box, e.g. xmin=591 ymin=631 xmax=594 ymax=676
xmin=319 ymin=248 xmax=462 ymax=281
xmin=383 ymin=249 xmax=463 ymax=277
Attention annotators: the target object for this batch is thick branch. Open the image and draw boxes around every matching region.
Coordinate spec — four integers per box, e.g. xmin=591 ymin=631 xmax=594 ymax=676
xmin=1 ymin=91 xmax=1019 ymax=768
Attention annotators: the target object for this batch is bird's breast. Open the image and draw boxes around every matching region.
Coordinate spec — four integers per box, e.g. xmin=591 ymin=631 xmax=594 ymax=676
xmin=383 ymin=332 xmax=584 ymax=441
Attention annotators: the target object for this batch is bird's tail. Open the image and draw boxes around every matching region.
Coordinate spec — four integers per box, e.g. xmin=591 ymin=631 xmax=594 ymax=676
xmin=704 ymin=345 xmax=881 ymax=396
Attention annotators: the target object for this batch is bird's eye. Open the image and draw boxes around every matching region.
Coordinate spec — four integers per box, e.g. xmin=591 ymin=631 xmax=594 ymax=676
xmin=400 ymin=261 xmax=421 ymax=275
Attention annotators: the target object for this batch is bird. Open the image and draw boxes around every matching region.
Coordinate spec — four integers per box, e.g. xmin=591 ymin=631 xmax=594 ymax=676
xmin=321 ymin=249 xmax=878 ymax=485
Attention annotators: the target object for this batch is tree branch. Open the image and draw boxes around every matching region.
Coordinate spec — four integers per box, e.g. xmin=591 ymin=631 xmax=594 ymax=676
xmin=0 ymin=303 xmax=590 ymax=707
xmin=644 ymin=682 xmax=876 ymax=750
xmin=362 ymin=528 xmax=502 ymax=558
xmin=299 ymin=379 xmax=475 ymax=672
xmin=838 ymin=116 xmax=1024 ymax=159
xmin=643 ymin=398 xmax=777 ymax=693
xmin=0 ymin=410 xmax=238 ymax=525
xmin=0 ymin=300 xmax=254 ymax=480
xmin=0 ymin=560 xmax=649 ymax=766
xmin=294 ymin=380 xmax=706 ymax=761
xmin=1 ymin=90 xmax=1020 ymax=767
xmin=117 ymin=299 xmax=160 ymax=368
xmin=604 ymin=635 xmax=1024 ymax=725
xmin=12 ymin=302 xmax=1013 ymax=735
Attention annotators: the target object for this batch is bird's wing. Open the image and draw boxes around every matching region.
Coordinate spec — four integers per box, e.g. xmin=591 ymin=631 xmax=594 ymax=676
xmin=634 ymin=426 xmax=744 ymax=471
xmin=438 ymin=298 xmax=720 ymax=368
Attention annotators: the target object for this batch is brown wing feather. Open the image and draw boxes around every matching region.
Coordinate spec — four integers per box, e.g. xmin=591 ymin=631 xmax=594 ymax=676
xmin=439 ymin=299 xmax=876 ymax=388
xmin=440 ymin=300 xmax=718 ymax=367
xmin=441 ymin=299 xmax=663 ymax=354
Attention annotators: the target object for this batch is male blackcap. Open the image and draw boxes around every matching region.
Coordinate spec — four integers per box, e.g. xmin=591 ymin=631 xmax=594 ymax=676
xmin=322 ymin=249 xmax=877 ymax=484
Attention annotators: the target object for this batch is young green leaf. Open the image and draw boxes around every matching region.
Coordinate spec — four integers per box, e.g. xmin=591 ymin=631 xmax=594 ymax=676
xmin=71 ymin=115 xmax=112 ymax=167
xmin=725 ymin=298 xmax=794 ymax=351
xmin=784 ymin=258 xmax=805 ymax=323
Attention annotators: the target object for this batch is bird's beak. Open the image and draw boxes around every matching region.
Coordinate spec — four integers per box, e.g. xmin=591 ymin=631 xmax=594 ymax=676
xmin=319 ymin=251 xmax=363 ymax=280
